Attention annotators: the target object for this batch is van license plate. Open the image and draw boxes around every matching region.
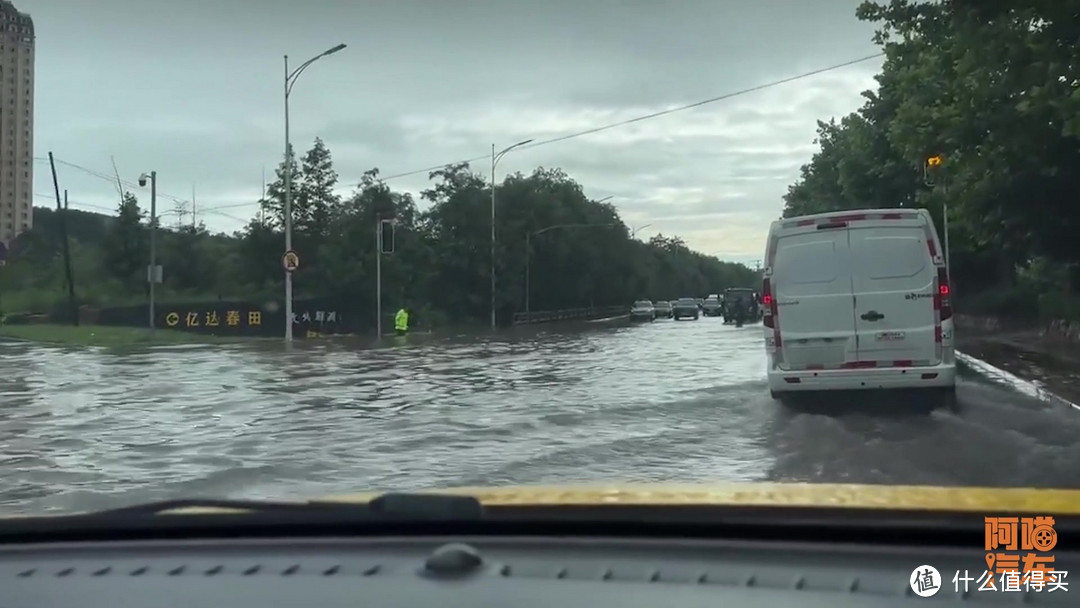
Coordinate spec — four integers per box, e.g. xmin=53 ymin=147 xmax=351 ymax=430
xmin=876 ymin=331 xmax=905 ymax=341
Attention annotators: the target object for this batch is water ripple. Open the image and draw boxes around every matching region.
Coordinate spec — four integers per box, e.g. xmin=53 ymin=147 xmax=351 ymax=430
xmin=1 ymin=318 xmax=1078 ymax=514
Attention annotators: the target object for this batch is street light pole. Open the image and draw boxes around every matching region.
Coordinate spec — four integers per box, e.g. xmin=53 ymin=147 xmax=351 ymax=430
xmin=282 ymin=43 xmax=347 ymax=343
xmin=490 ymin=138 xmax=533 ymax=330
xmin=525 ymin=223 xmax=616 ymax=317
xmin=138 ymin=171 xmax=157 ymax=330
xmin=525 ymin=230 xmax=531 ymax=317
xmin=631 ymin=223 xmax=652 ymax=239
xmin=376 ymin=215 xmax=382 ymax=338
xmin=150 ymin=171 xmax=156 ymax=330
xmin=283 ymin=55 xmax=293 ymax=343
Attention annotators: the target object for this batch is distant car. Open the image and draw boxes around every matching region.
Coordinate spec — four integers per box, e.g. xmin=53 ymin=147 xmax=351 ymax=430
xmin=763 ymin=208 xmax=955 ymax=407
xmin=630 ymin=300 xmax=655 ymax=322
xmin=702 ymin=295 xmax=722 ymax=317
xmin=653 ymin=300 xmax=672 ymax=319
xmin=672 ymin=298 xmax=699 ymax=321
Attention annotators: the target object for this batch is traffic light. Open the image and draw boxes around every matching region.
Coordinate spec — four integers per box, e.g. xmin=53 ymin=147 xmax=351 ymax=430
xmin=924 ymin=154 xmax=944 ymax=186
xmin=380 ymin=219 xmax=395 ymax=254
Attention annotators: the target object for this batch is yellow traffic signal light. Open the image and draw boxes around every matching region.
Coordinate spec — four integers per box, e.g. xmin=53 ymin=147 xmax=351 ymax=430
xmin=923 ymin=155 xmax=945 ymax=187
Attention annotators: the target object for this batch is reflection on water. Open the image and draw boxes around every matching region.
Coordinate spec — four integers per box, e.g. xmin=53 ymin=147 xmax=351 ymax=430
xmin=1 ymin=318 xmax=1078 ymax=515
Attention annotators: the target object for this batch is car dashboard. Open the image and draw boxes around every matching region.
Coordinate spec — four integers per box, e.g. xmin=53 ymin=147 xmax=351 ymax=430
xmin=4 ymin=531 xmax=1075 ymax=607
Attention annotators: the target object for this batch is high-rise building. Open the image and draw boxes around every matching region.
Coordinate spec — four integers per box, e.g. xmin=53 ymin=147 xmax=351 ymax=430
xmin=0 ymin=0 xmax=33 ymax=248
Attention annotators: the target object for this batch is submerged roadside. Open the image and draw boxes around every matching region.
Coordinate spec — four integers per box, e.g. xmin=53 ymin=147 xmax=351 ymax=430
xmin=0 ymin=324 xmax=249 ymax=347
xmin=956 ymin=315 xmax=1080 ymax=405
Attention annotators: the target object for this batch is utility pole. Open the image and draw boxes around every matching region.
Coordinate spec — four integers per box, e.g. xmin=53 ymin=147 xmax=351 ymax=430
xmin=376 ymin=215 xmax=382 ymax=338
xmin=61 ymin=190 xmax=77 ymax=325
xmin=490 ymin=144 xmax=496 ymax=330
xmin=48 ymin=152 xmax=78 ymax=325
xmin=138 ymin=171 xmax=159 ymax=330
xmin=925 ymin=154 xmax=951 ymax=281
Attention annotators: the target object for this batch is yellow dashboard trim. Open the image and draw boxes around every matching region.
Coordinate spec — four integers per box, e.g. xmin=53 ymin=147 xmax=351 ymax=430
xmin=5 ymin=483 xmax=1079 ymax=517
xmin=158 ymin=482 xmax=1080 ymax=516
xmin=321 ymin=482 xmax=1080 ymax=512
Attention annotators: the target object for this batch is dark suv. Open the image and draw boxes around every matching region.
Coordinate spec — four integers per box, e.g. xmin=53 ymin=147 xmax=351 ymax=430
xmin=722 ymin=288 xmax=760 ymax=323
xmin=672 ymin=298 xmax=700 ymax=321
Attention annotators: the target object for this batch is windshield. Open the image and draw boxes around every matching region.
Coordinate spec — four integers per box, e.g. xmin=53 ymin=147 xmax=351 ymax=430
xmin=0 ymin=0 xmax=1078 ymax=548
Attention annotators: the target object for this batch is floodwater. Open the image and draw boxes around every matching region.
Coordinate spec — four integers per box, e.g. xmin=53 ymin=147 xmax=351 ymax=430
xmin=1 ymin=316 xmax=1079 ymax=514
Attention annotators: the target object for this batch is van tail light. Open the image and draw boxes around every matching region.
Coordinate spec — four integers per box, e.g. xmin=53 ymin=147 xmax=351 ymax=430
xmin=762 ymin=278 xmax=777 ymax=329
xmin=936 ymin=267 xmax=952 ymax=321
xmin=816 ymin=221 xmax=848 ymax=231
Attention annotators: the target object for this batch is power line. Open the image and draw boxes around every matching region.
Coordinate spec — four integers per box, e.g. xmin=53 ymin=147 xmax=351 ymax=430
xmin=35 ymin=52 xmax=883 ymax=222
xmin=32 ymin=192 xmax=182 ymax=216
xmin=33 ymin=156 xmax=250 ymax=223
xmin=371 ymin=52 xmax=884 ymax=183
xmin=34 ymin=156 xmax=191 ymax=206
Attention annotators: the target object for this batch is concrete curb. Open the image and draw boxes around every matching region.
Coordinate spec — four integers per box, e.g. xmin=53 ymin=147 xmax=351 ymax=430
xmin=957 ymin=351 xmax=1080 ymax=413
xmin=586 ymin=314 xmax=630 ymax=324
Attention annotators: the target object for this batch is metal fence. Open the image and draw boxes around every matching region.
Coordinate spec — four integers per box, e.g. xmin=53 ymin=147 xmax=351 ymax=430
xmin=512 ymin=305 xmax=629 ymax=325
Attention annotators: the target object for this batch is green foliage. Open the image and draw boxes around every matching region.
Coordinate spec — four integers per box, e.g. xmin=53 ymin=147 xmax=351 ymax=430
xmin=784 ymin=0 xmax=1080 ymax=319
xmin=0 ymin=139 xmax=758 ymax=326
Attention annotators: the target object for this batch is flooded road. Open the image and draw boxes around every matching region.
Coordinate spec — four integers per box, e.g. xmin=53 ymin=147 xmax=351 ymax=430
xmin=1 ymin=316 xmax=1079 ymax=514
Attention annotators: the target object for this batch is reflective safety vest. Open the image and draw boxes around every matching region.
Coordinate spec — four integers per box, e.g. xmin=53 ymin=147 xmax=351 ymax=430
xmin=394 ymin=309 xmax=409 ymax=331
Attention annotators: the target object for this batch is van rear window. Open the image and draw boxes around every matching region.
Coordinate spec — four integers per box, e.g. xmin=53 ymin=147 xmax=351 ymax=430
xmin=853 ymin=235 xmax=929 ymax=283
xmin=774 ymin=240 xmax=840 ymax=285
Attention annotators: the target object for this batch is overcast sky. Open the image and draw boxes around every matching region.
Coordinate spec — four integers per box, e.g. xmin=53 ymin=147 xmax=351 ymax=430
xmin=28 ymin=0 xmax=880 ymax=264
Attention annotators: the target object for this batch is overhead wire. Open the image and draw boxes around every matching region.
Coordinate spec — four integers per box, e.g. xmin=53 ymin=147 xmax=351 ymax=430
xmin=33 ymin=157 xmax=249 ymax=224
xmin=34 ymin=52 xmax=883 ymax=224
xmin=32 ymin=192 xmax=184 ymax=217
xmin=370 ymin=52 xmax=885 ymax=183
xmin=176 ymin=52 xmax=885 ymax=211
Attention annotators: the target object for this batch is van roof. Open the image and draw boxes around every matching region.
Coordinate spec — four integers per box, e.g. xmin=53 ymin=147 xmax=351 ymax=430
xmin=766 ymin=208 xmax=944 ymax=271
xmin=771 ymin=208 xmax=930 ymax=233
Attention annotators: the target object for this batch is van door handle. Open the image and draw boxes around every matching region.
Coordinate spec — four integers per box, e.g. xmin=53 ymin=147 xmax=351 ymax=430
xmin=861 ymin=310 xmax=884 ymax=322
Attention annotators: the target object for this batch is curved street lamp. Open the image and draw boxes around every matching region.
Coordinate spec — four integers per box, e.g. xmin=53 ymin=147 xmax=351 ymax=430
xmin=631 ymin=223 xmax=652 ymax=239
xmin=490 ymin=139 xmax=533 ymax=330
xmin=282 ymin=43 xmax=347 ymax=343
xmin=525 ymin=222 xmax=617 ymax=315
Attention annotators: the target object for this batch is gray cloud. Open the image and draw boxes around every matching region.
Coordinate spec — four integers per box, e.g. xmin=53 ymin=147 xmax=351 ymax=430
xmin=29 ymin=0 xmax=880 ymax=258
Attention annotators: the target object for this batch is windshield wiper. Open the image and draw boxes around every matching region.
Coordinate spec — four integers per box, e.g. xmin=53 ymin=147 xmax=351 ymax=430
xmin=91 ymin=493 xmax=484 ymax=519
xmin=0 ymin=493 xmax=487 ymax=544
xmin=7 ymin=494 xmax=1080 ymax=549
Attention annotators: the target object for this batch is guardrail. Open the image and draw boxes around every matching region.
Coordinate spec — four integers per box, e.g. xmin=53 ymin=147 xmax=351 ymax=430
xmin=512 ymin=305 xmax=629 ymax=325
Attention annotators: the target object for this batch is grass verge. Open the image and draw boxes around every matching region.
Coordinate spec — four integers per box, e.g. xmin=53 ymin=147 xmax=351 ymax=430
xmin=0 ymin=324 xmax=241 ymax=347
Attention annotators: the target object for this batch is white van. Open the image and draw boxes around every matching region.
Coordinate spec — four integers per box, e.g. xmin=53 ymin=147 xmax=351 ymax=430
xmin=761 ymin=208 xmax=955 ymax=405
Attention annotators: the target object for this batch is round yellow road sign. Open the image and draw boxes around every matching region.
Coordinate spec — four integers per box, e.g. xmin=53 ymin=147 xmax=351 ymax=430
xmin=282 ymin=249 xmax=300 ymax=272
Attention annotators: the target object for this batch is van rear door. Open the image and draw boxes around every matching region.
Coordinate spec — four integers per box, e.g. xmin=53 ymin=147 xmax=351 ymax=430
xmin=770 ymin=222 xmax=856 ymax=371
xmin=848 ymin=216 xmax=940 ymax=366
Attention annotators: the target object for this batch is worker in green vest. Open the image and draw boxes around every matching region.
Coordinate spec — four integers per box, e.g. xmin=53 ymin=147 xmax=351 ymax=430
xmin=394 ymin=306 xmax=409 ymax=336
